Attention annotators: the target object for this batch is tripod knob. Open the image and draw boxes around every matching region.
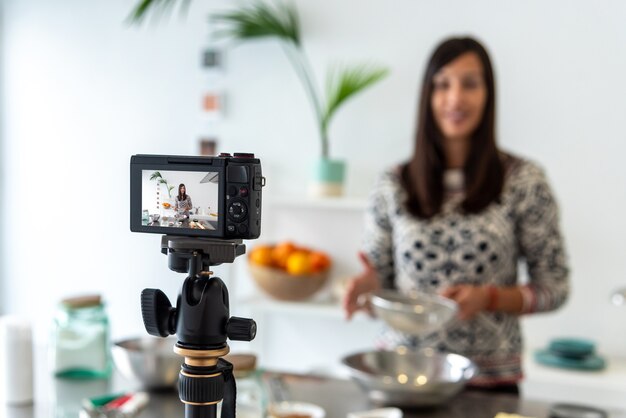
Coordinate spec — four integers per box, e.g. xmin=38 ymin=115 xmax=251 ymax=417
xmin=226 ymin=317 xmax=257 ymax=341
xmin=141 ymin=289 xmax=177 ymax=337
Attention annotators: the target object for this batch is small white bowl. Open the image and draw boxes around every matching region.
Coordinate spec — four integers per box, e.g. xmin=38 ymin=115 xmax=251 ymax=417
xmin=268 ymin=401 xmax=326 ymax=418
xmin=348 ymin=408 xmax=403 ymax=418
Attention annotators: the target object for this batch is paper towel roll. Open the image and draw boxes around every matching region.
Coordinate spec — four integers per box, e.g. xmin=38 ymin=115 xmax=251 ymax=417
xmin=0 ymin=315 xmax=34 ymax=405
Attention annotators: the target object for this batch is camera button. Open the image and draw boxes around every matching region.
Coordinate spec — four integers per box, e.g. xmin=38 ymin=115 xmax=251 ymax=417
xmin=228 ymin=201 xmax=248 ymax=221
xmin=255 ymin=199 xmax=260 ymax=208
xmin=228 ymin=185 xmax=238 ymax=196
xmin=239 ymin=187 xmax=249 ymax=197
xmin=226 ymin=224 xmax=236 ymax=234
xmin=238 ymin=224 xmax=248 ymax=234
xmin=253 ymin=176 xmax=265 ymax=191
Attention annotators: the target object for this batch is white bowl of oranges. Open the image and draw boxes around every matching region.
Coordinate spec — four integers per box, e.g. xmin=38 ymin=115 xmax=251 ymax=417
xmin=248 ymin=242 xmax=332 ymax=301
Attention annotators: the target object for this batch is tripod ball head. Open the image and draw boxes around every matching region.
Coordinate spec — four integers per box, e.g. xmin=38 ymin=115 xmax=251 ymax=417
xmin=141 ymin=275 xmax=256 ymax=348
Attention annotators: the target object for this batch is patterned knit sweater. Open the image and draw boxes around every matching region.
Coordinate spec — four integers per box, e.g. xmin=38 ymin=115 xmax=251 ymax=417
xmin=362 ymin=158 xmax=569 ymax=386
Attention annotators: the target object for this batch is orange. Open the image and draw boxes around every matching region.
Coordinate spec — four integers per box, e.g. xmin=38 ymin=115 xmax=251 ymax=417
xmin=271 ymin=242 xmax=297 ymax=269
xmin=286 ymin=251 xmax=312 ymax=275
xmin=309 ymin=251 xmax=331 ymax=273
xmin=249 ymin=245 xmax=273 ymax=266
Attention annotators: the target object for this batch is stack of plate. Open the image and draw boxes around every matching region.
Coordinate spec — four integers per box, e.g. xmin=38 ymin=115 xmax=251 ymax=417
xmin=535 ymin=338 xmax=606 ymax=371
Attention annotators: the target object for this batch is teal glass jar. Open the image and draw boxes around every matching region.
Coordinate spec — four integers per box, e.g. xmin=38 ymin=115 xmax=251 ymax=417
xmin=51 ymin=295 xmax=112 ymax=379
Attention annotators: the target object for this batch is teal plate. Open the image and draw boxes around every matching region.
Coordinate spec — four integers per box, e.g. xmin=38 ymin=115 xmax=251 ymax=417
xmin=535 ymin=349 xmax=606 ymax=371
xmin=548 ymin=338 xmax=595 ymax=359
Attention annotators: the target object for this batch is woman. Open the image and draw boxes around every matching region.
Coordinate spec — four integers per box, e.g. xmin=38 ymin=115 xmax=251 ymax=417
xmin=343 ymin=37 xmax=569 ymax=393
xmin=175 ymin=184 xmax=193 ymax=219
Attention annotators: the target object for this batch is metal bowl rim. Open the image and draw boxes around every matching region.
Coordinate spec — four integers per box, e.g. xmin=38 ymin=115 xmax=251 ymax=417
xmin=112 ymin=336 xmax=178 ymax=354
xmin=341 ymin=349 xmax=478 ymax=384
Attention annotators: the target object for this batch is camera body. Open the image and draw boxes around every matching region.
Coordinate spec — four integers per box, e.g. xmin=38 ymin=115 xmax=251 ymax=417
xmin=130 ymin=153 xmax=264 ymax=240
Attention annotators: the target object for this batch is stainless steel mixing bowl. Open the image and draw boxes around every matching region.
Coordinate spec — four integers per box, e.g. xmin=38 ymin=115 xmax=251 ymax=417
xmin=371 ymin=290 xmax=458 ymax=336
xmin=342 ymin=348 xmax=478 ymax=407
xmin=112 ymin=336 xmax=181 ymax=390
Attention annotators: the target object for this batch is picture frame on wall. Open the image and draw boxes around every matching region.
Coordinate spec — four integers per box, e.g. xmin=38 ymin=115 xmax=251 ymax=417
xmin=202 ymin=91 xmax=225 ymax=119
xmin=199 ymin=138 xmax=217 ymax=156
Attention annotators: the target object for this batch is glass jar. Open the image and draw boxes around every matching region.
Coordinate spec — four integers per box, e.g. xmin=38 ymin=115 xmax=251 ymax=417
xmin=51 ymin=294 xmax=112 ymax=379
xmin=219 ymin=354 xmax=266 ymax=418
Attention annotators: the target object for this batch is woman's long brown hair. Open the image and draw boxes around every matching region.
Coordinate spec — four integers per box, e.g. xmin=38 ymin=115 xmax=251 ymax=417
xmin=401 ymin=37 xmax=507 ymax=218
xmin=178 ymin=183 xmax=187 ymax=201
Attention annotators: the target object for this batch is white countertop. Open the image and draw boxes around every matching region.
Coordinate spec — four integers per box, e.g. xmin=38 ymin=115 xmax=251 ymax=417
xmin=522 ymin=349 xmax=626 ymax=410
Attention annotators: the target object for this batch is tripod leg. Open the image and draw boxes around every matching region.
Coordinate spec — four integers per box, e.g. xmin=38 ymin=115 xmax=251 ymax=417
xmin=185 ymin=404 xmax=217 ymax=418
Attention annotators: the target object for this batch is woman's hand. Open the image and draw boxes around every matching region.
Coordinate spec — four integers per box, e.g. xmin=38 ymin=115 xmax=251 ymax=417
xmin=343 ymin=252 xmax=381 ymax=320
xmin=440 ymin=285 xmax=490 ymax=321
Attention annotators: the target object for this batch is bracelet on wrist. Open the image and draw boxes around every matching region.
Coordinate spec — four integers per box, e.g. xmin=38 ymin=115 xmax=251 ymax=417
xmin=519 ymin=285 xmax=535 ymax=314
xmin=486 ymin=285 xmax=499 ymax=312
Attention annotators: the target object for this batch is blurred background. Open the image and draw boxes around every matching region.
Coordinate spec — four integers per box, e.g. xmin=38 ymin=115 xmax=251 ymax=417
xmin=1 ymin=0 xmax=626 ymax=403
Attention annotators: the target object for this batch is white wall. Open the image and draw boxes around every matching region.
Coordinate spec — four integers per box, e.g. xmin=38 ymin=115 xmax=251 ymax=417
xmin=0 ymin=1 xmax=5 ymax=316
xmin=2 ymin=0 xmax=626 ymax=365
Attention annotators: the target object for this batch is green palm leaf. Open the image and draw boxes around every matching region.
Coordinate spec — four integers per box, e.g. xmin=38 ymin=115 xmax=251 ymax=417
xmin=321 ymin=64 xmax=388 ymax=136
xmin=149 ymin=171 xmax=162 ymax=181
xmin=211 ymin=2 xmax=300 ymax=46
xmin=128 ymin=0 xmax=389 ymax=159
xmin=128 ymin=0 xmax=191 ymax=24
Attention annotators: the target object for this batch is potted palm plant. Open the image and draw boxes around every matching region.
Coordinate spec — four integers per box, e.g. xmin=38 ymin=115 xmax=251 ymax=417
xmin=150 ymin=171 xmax=175 ymax=213
xmin=130 ymin=0 xmax=388 ymax=196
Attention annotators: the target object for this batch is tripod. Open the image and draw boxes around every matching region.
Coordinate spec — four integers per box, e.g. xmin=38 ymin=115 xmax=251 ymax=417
xmin=141 ymin=236 xmax=257 ymax=418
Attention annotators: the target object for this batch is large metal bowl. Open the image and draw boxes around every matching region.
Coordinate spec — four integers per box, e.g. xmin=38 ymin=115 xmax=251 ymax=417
xmin=112 ymin=336 xmax=181 ymax=390
xmin=342 ymin=349 xmax=478 ymax=407
xmin=371 ymin=290 xmax=458 ymax=336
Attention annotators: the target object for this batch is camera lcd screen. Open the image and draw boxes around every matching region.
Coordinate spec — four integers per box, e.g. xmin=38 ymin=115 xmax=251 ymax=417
xmin=131 ymin=153 xmax=262 ymax=239
xmin=140 ymin=169 xmax=220 ymax=231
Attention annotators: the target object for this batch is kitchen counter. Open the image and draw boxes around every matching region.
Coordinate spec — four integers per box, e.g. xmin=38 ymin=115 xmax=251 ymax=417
xmin=522 ymin=351 xmax=626 ymax=410
xmin=273 ymin=373 xmax=626 ymax=418
xmin=4 ymin=370 xmax=625 ymax=418
xmin=270 ymin=373 xmax=545 ymax=418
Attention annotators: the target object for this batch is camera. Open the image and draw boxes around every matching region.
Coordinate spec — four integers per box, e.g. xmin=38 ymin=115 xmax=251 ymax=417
xmin=130 ymin=153 xmax=264 ymax=240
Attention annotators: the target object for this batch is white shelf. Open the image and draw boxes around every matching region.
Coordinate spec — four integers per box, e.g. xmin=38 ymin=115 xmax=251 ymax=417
xmin=266 ymin=196 xmax=367 ymax=211
xmin=238 ymin=294 xmax=379 ymax=323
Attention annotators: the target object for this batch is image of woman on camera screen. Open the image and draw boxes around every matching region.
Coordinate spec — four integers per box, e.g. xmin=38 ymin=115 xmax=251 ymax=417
xmin=343 ymin=37 xmax=569 ymax=393
xmin=175 ymin=183 xmax=193 ymax=220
